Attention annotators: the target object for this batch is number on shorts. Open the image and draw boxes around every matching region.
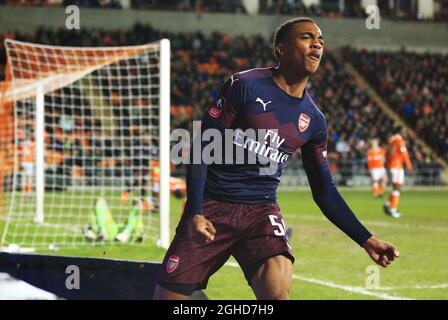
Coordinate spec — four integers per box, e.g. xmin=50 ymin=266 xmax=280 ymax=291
xmin=268 ymin=215 xmax=286 ymax=236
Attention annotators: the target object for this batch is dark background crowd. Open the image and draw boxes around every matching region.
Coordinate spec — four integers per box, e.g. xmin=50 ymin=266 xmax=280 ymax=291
xmin=350 ymin=48 xmax=448 ymax=162
xmin=2 ymin=0 xmax=448 ymax=21
xmin=0 ymin=22 xmax=445 ymax=186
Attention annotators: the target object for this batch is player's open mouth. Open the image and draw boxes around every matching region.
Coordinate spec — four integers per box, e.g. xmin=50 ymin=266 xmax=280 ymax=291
xmin=308 ymin=53 xmax=320 ymax=61
xmin=308 ymin=52 xmax=321 ymax=61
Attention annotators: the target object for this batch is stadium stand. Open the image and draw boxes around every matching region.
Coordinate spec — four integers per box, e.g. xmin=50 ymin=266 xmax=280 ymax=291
xmin=2 ymin=0 xmax=448 ymax=21
xmin=0 ymin=23 xmax=444 ymax=185
xmin=350 ymin=48 xmax=448 ymax=163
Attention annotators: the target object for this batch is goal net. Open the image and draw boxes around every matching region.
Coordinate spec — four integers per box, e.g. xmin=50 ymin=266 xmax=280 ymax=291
xmin=0 ymin=39 xmax=171 ymax=249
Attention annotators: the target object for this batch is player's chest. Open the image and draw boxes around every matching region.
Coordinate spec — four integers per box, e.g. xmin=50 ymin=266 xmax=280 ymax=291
xmin=235 ymin=99 xmax=315 ymax=153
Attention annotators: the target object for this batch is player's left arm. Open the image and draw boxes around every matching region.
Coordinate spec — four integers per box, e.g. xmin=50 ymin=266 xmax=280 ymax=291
xmin=301 ymin=116 xmax=399 ymax=267
xmin=401 ymin=141 xmax=413 ymax=172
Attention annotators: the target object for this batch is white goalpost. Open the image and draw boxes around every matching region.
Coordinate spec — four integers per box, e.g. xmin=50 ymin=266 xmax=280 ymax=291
xmin=1 ymin=39 xmax=171 ymax=249
xmin=35 ymin=85 xmax=45 ymax=225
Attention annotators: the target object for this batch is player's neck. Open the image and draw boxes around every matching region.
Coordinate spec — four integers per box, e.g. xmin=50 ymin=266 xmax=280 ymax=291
xmin=272 ymin=65 xmax=308 ymax=98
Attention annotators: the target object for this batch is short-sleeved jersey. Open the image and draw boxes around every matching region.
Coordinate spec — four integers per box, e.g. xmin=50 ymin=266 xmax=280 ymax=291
xmin=386 ymin=134 xmax=412 ymax=170
xmin=367 ymin=147 xmax=385 ymax=170
xmin=202 ymin=67 xmax=328 ymax=203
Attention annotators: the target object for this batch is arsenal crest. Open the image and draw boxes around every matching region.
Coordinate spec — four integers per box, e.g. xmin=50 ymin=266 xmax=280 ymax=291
xmin=208 ymin=107 xmax=221 ymax=118
xmin=167 ymin=255 xmax=179 ymax=273
xmin=208 ymin=96 xmax=225 ymax=118
xmin=298 ymin=113 xmax=310 ymax=132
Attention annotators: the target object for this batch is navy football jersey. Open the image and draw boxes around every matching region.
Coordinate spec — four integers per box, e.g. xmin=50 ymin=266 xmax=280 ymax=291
xmin=201 ymin=67 xmax=327 ymax=203
xmin=184 ymin=67 xmax=372 ymax=246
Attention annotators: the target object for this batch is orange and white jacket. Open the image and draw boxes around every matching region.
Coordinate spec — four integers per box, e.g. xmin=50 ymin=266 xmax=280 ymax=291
xmin=367 ymin=147 xmax=385 ymax=170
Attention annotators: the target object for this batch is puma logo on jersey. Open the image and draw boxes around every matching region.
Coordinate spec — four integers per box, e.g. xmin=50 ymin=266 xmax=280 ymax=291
xmin=230 ymin=74 xmax=239 ymax=86
xmin=256 ymin=97 xmax=272 ymax=112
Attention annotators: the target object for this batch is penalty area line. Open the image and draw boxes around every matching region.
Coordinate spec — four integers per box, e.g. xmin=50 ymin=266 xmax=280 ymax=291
xmin=284 ymin=213 xmax=448 ymax=232
xmin=376 ymin=284 xmax=448 ymax=291
xmin=224 ymin=261 xmax=413 ymax=300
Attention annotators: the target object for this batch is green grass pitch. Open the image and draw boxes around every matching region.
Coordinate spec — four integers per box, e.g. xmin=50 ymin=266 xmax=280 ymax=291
xmin=1 ymin=189 xmax=447 ymax=300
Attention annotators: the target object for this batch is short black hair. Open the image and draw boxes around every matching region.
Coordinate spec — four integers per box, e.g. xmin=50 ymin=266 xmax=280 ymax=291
xmin=394 ymin=126 xmax=403 ymax=134
xmin=273 ymin=17 xmax=315 ymax=59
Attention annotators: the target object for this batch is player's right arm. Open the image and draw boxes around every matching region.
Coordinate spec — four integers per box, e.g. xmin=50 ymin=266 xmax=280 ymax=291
xmin=385 ymin=139 xmax=393 ymax=168
xmin=301 ymin=118 xmax=373 ymax=246
xmin=184 ymin=74 xmax=245 ymax=241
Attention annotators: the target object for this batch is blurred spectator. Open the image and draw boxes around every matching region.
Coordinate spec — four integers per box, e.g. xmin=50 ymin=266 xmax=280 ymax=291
xmin=0 ymin=23 xmax=442 ymax=185
xmin=350 ymin=48 xmax=448 ymax=161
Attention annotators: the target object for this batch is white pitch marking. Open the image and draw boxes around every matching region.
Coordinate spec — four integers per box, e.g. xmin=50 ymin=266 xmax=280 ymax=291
xmin=224 ymin=261 xmax=413 ymax=300
xmin=375 ymin=284 xmax=448 ymax=291
xmin=283 ymin=214 xmax=448 ymax=232
xmin=292 ymin=275 xmax=413 ymax=300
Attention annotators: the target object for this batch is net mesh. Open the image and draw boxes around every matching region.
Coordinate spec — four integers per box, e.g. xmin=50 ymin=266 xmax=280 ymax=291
xmin=1 ymin=39 xmax=166 ymax=248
